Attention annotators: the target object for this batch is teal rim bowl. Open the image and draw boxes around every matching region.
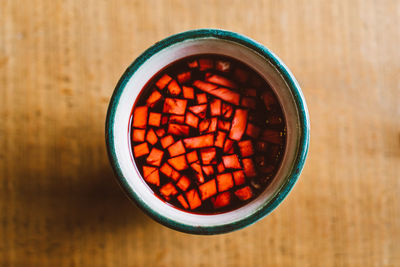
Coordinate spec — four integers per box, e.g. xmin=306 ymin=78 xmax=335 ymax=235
xmin=106 ymin=29 xmax=310 ymax=235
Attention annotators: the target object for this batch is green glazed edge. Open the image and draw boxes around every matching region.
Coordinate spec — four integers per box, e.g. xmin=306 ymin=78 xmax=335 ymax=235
xmin=105 ymin=29 xmax=310 ymax=235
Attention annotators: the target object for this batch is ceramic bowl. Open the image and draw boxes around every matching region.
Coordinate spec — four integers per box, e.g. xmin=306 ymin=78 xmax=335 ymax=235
xmin=106 ymin=29 xmax=309 ymax=234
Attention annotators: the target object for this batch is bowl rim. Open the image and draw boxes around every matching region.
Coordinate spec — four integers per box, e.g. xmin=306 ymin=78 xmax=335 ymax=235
xmin=105 ymin=29 xmax=310 ymax=235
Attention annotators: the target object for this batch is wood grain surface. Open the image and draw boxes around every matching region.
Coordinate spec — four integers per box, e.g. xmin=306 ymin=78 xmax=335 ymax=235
xmin=1 ymin=0 xmax=399 ymax=266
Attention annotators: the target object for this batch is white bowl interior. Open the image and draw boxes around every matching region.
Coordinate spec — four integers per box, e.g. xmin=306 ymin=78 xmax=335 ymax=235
xmin=112 ymin=38 xmax=300 ymax=227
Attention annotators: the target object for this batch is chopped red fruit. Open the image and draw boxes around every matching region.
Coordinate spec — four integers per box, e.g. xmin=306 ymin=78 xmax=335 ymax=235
xmin=177 ymin=71 xmax=191 ymax=84
xmin=133 ymin=142 xmax=149 ymax=157
xmin=183 ymin=133 xmax=214 ymax=149
xmin=223 ymin=138 xmax=234 ymax=153
xmin=216 ymin=60 xmax=231 ymax=72
xmin=177 ymin=194 xmax=189 ymax=209
xmin=262 ymin=91 xmax=276 ymax=110
xmin=246 ymin=123 xmax=261 ymax=139
xmin=256 ymin=141 xmax=268 ymax=152
xmin=245 ymin=88 xmax=257 ymax=97
xmin=148 ymin=112 xmax=161 ymax=127
xmin=218 ymin=120 xmax=231 ymax=131
xmin=199 ymin=58 xmax=213 ymax=71
xmin=168 ymin=140 xmax=186 ymax=157
xmin=168 ymin=155 xmax=188 ymax=171
xmin=160 ymin=135 xmax=174 ymax=148
xmin=238 ymin=140 xmax=254 ymax=157
xmin=196 ymin=93 xmax=208 ymax=104
xmin=155 ymin=128 xmax=166 ymax=137
xmin=242 ymin=158 xmax=257 ymax=177
xmin=211 ymin=192 xmax=232 ymax=208
xmin=233 ymin=170 xmax=245 ymax=186
xmin=215 ymin=131 xmax=226 ymax=148
xmin=161 ymin=115 xmax=169 ymax=125
xmin=190 ymin=162 xmax=204 ymax=183
xmin=163 ymin=98 xmax=187 ymax=115
xmin=144 ymin=169 xmax=160 ymax=186
xmin=199 ymin=179 xmax=217 ymax=200
xmin=132 ymin=129 xmax=146 ymax=142
xmin=229 ymin=109 xmax=248 ymax=141
xmin=235 ymin=186 xmax=253 ymax=200
xmin=187 ymin=60 xmax=198 ymax=69
xmin=199 ymin=119 xmax=210 ymax=133
xmin=261 ymin=129 xmax=283 ymax=144
xmin=208 ymin=117 xmax=217 ymax=132
xmin=216 ymin=173 xmax=234 ymax=192
xmin=205 ymin=73 xmax=237 ymax=89
xmin=185 ymin=112 xmax=199 ymax=128
xmin=167 ymin=80 xmax=182 ymax=96
xmin=217 ymin=162 xmax=225 ymax=173
xmin=189 ymin=104 xmax=207 ymax=119
xmin=241 ymin=97 xmax=256 ymax=109
xmin=159 ymin=163 xmax=179 ymax=181
xmin=202 ymin=165 xmax=214 ymax=176
xmin=169 ymin=115 xmax=185 ymax=124
xmin=186 ymin=150 xmax=198 ymax=164
xmin=160 ymin=183 xmax=178 ymax=197
xmin=146 ymin=90 xmax=162 ymax=107
xmin=210 ymin=98 xmax=221 ymax=116
xmin=200 ymin=147 xmax=216 ymax=165
xmin=222 ymin=103 xmax=234 ymax=118
xmin=182 ymin=86 xmax=194 ymax=99
xmin=155 ymin=74 xmax=172 ymax=89
xmin=132 ymin=106 xmax=148 ymax=128
xmin=186 ymin=189 xmax=202 ymax=209
xmin=176 ymin=176 xmax=191 ymax=191
xmin=193 ymin=80 xmax=240 ymax=105
xmin=234 ymin=68 xmax=249 ymax=83
xmin=143 ymin=166 xmax=157 ymax=178
xmin=147 ymin=147 xmax=164 ymax=166
xmin=227 ymin=146 xmax=234 ymax=154
xmin=222 ymin=154 xmax=241 ymax=169
xmin=168 ymin=123 xmax=189 ymax=136
xmin=146 ymin=128 xmax=158 ymax=145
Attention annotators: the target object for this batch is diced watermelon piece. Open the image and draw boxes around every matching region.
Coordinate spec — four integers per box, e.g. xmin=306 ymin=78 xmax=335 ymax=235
xmin=132 ymin=129 xmax=146 ymax=142
xmin=199 ymin=119 xmax=210 ymax=133
xmin=223 ymin=139 xmax=234 ymax=153
xmin=199 ymin=58 xmax=213 ymax=71
xmin=185 ymin=112 xmax=199 ymax=128
xmin=167 ymin=123 xmax=190 ymax=136
xmin=256 ymin=141 xmax=268 ymax=152
xmin=146 ymin=90 xmax=162 ymax=107
xmin=242 ymin=158 xmax=257 ymax=177
xmin=155 ymin=128 xmax=166 ymax=137
xmin=233 ymin=170 xmax=245 ymax=186
xmin=146 ymin=147 xmax=164 ymax=166
xmin=148 ymin=112 xmax=161 ymax=127
xmin=241 ymin=97 xmax=256 ymax=109
xmin=160 ymin=135 xmax=174 ymax=148
xmin=169 ymin=115 xmax=185 ymax=124
xmin=261 ymin=130 xmax=283 ymax=144
xmin=168 ymin=155 xmax=188 ymax=171
xmin=188 ymin=104 xmax=207 ymax=119
xmin=222 ymin=103 xmax=234 ymax=119
xmin=217 ymin=162 xmax=225 ymax=173
xmin=261 ymin=91 xmax=277 ymax=110
xmin=218 ymin=120 xmax=231 ymax=131
xmin=160 ymin=183 xmax=178 ymax=197
xmin=160 ymin=162 xmax=174 ymax=177
xmin=186 ymin=189 xmax=202 ymax=209
xmin=143 ymin=166 xmax=157 ymax=178
xmin=200 ymin=147 xmax=216 ymax=165
xmin=196 ymin=93 xmax=208 ymax=104
xmin=193 ymin=80 xmax=240 ymax=105
xmin=227 ymin=146 xmax=234 ymax=154
xmin=182 ymin=86 xmax=195 ymax=99
xmin=205 ymin=73 xmax=237 ymax=89
xmin=222 ymin=154 xmax=241 ymax=169
xmin=132 ymin=106 xmax=148 ymax=129
xmin=198 ymin=179 xmax=217 ymax=200
xmin=235 ymin=186 xmax=253 ymax=200
xmin=186 ymin=150 xmax=198 ymax=164
xmin=234 ymin=68 xmax=249 ymax=83
xmin=246 ymin=123 xmax=261 ymax=139
xmin=216 ymin=173 xmax=234 ymax=192
xmin=210 ymin=98 xmax=221 ymax=116
xmin=183 ymin=133 xmax=214 ymax=149
xmin=167 ymin=80 xmax=182 ymax=96
xmin=144 ymin=169 xmax=160 ymax=186
xmin=215 ymin=131 xmax=226 ymax=148
xmin=146 ymin=128 xmax=158 ymax=145
xmin=177 ymin=194 xmax=189 ymax=209
xmin=202 ymin=165 xmax=214 ymax=176
xmin=216 ymin=60 xmax=231 ymax=72
xmin=190 ymin=162 xmax=204 ymax=183
xmin=211 ymin=192 xmax=231 ymax=208
xmin=155 ymin=74 xmax=172 ymax=89
xmin=238 ymin=140 xmax=254 ymax=157
xmin=207 ymin=117 xmax=217 ymax=132
xmin=245 ymin=88 xmax=257 ymax=97
xmin=229 ymin=109 xmax=248 ymax=141
xmin=188 ymin=60 xmax=198 ymax=69
xmin=168 ymin=140 xmax=186 ymax=157
xmin=133 ymin=142 xmax=149 ymax=157
xmin=161 ymin=115 xmax=169 ymax=125
xmin=177 ymin=71 xmax=191 ymax=84
xmin=163 ymin=98 xmax=187 ymax=115
xmin=176 ymin=176 xmax=191 ymax=191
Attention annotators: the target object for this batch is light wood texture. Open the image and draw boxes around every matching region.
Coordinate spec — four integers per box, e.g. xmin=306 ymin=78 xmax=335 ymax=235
xmin=1 ymin=0 xmax=399 ymax=266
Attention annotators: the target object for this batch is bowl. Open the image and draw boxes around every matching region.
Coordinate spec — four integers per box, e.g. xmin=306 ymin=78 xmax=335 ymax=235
xmin=106 ymin=29 xmax=309 ymax=234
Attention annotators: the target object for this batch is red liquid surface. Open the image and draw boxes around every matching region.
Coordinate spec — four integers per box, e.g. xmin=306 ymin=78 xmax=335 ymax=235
xmin=129 ymin=54 xmax=286 ymax=214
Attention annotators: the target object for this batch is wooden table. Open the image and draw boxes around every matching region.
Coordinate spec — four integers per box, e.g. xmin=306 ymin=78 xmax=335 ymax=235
xmin=1 ymin=0 xmax=399 ymax=266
